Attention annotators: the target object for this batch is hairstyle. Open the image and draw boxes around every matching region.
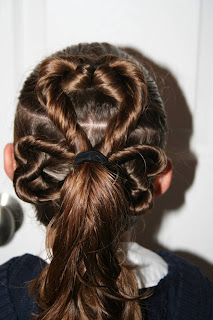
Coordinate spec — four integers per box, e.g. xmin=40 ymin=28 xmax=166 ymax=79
xmin=13 ymin=43 xmax=168 ymax=320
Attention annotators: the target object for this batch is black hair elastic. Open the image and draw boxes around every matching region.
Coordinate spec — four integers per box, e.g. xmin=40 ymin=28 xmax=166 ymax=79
xmin=90 ymin=63 xmax=99 ymax=68
xmin=74 ymin=150 xmax=108 ymax=167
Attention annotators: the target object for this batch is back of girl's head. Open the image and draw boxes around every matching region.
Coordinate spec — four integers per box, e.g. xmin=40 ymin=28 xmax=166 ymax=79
xmin=13 ymin=42 xmax=168 ymax=319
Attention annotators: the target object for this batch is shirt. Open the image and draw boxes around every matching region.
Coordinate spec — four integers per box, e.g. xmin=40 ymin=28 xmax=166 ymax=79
xmin=0 ymin=247 xmax=212 ymax=319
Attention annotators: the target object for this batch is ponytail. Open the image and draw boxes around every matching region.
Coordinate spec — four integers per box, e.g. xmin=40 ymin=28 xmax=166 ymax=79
xmin=32 ymin=162 xmax=143 ymax=319
xmin=14 ymin=43 xmax=168 ymax=319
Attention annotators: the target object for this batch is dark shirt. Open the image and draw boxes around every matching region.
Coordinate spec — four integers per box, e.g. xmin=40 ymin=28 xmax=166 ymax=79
xmin=0 ymin=251 xmax=212 ymax=319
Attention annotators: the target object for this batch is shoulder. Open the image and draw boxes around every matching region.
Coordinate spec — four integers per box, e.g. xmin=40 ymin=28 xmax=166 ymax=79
xmin=158 ymin=250 xmax=213 ymax=295
xmin=0 ymin=253 xmax=46 ymax=280
xmin=0 ymin=254 xmax=47 ymax=320
xmin=142 ymin=250 xmax=213 ymax=320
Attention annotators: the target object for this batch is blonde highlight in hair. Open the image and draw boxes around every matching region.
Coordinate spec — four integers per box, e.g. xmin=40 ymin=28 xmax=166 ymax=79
xmin=13 ymin=43 xmax=168 ymax=319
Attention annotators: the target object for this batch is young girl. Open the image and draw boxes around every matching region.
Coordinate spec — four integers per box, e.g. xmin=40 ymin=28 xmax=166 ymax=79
xmin=1 ymin=43 xmax=212 ymax=320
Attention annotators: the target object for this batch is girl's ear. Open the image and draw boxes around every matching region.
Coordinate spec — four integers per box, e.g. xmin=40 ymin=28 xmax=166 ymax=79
xmin=154 ymin=159 xmax=172 ymax=197
xmin=4 ymin=143 xmax=16 ymax=181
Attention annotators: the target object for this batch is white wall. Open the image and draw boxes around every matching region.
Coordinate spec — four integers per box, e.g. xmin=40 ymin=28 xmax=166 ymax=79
xmin=0 ymin=0 xmax=212 ymax=277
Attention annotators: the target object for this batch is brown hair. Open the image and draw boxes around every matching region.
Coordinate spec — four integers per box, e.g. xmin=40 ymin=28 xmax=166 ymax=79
xmin=13 ymin=43 xmax=168 ymax=319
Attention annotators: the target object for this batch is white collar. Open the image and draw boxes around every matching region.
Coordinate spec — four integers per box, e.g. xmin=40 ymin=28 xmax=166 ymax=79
xmin=120 ymin=242 xmax=168 ymax=289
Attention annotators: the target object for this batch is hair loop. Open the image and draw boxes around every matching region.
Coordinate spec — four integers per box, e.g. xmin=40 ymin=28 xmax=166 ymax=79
xmin=36 ymin=56 xmax=92 ymax=152
xmin=110 ymin=144 xmax=167 ymax=175
xmin=13 ymin=135 xmax=74 ymax=204
xmin=109 ymin=144 xmax=167 ymax=215
xmin=91 ymin=57 xmax=148 ymax=155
